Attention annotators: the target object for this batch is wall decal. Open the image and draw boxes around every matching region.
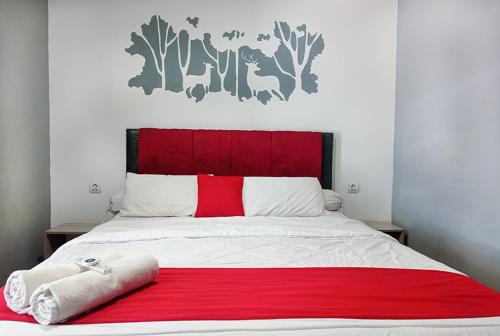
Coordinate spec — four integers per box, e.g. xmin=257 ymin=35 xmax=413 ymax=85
xmin=125 ymin=15 xmax=324 ymax=104
xmin=186 ymin=16 xmax=199 ymax=28
xmin=257 ymin=34 xmax=271 ymax=41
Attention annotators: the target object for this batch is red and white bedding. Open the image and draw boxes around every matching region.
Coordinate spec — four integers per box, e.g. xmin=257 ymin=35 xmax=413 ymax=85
xmin=2 ymin=212 xmax=500 ymax=335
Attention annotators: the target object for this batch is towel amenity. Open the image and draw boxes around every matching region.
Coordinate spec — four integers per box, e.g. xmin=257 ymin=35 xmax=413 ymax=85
xmin=3 ymin=252 xmax=122 ymax=314
xmin=30 ymin=254 xmax=159 ymax=325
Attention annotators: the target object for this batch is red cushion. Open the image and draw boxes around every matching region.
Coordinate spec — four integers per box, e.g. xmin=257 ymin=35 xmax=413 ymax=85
xmin=195 ymin=174 xmax=244 ymax=217
xmin=271 ymin=131 xmax=322 ymax=178
xmin=138 ymin=129 xmax=194 ymax=175
xmin=193 ymin=130 xmax=233 ymax=175
xmin=231 ymin=131 xmax=272 ymax=176
xmin=137 ymin=129 xmax=323 ymax=180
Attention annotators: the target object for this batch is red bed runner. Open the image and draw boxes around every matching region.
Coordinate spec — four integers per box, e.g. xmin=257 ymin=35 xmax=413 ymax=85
xmin=1 ymin=267 xmax=500 ymax=324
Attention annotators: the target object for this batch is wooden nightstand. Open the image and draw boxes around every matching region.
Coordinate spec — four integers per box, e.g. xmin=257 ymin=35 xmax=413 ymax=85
xmin=44 ymin=223 xmax=99 ymax=259
xmin=364 ymin=221 xmax=408 ymax=245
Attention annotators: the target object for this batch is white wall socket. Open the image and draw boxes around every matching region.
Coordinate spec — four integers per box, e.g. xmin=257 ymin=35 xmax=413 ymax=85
xmin=348 ymin=183 xmax=360 ymax=193
xmin=89 ymin=183 xmax=101 ymax=194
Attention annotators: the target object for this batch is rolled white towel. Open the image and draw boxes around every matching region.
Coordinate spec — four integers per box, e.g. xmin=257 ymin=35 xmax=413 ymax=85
xmin=4 ymin=252 xmax=122 ymax=314
xmin=30 ymin=254 xmax=159 ymax=325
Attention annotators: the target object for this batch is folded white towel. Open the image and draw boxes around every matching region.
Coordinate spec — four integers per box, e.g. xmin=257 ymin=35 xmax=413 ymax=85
xmin=30 ymin=254 xmax=159 ymax=325
xmin=4 ymin=252 xmax=122 ymax=314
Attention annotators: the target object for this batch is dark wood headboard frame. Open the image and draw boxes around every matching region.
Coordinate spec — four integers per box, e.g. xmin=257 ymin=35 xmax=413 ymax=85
xmin=126 ymin=129 xmax=334 ymax=189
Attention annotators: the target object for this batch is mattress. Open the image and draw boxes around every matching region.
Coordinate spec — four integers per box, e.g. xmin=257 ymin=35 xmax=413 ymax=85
xmin=2 ymin=212 xmax=500 ymax=335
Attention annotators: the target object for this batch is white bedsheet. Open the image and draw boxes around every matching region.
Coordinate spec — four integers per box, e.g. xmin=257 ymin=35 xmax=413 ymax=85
xmin=3 ymin=212 xmax=500 ymax=336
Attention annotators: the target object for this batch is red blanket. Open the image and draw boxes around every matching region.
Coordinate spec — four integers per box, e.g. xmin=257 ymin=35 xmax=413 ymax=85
xmin=1 ymin=267 xmax=500 ymax=324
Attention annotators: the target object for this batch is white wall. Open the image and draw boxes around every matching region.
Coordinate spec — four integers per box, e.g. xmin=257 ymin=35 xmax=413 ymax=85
xmin=393 ymin=0 xmax=500 ymax=290
xmin=49 ymin=0 xmax=397 ymax=226
xmin=0 ymin=0 xmax=50 ymax=281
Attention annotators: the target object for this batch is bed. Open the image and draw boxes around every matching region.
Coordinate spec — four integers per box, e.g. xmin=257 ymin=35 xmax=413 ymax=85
xmin=1 ymin=128 xmax=499 ymax=336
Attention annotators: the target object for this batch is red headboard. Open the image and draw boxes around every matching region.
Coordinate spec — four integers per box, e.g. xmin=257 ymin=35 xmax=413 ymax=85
xmin=126 ymin=128 xmax=334 ymax=189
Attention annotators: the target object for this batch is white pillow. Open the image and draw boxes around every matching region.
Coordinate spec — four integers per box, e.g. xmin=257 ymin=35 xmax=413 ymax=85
xmin=243 ymin=177 xmax=325 ymax=217
xmin=323 ymin=189 xmax=344 ymax=211
xmin=120 ymin=173 xmax=197 ymax=217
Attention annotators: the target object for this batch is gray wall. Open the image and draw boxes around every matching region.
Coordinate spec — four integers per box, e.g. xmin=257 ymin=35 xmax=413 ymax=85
xmin=393 ymin=0 xmax=500 ymax=290
xmin=0 ymin=0 xmax=50 ymax=282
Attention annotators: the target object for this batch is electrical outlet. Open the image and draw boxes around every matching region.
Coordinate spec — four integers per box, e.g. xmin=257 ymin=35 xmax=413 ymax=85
xmin=89 ymin=183 xmax=101 ymax=194
xmin=348 ymin=183 xmax=360 ymax=194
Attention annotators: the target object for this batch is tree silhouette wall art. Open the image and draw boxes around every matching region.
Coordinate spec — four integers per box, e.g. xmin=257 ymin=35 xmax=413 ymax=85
xmin=126 ymin=15 xmax=324 ymax=104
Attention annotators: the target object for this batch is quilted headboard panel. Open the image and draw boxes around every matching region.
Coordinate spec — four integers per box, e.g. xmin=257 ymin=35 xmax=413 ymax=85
xmin=126 ymin=128 xmax=334 ymax=189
